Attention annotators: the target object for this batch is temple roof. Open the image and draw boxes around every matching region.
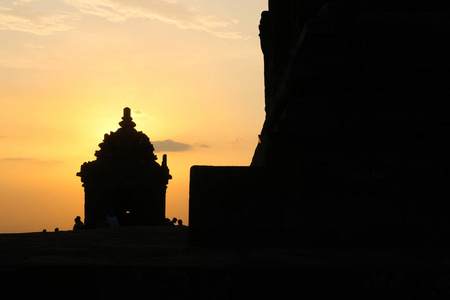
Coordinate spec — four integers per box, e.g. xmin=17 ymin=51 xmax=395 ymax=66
xmin=77 ymin=107 xmax=172 ymax=184
xmin=92 ymin=107 xmax=156 ymax=162
xmin=119 ymin=107 xmax=136 ymax=129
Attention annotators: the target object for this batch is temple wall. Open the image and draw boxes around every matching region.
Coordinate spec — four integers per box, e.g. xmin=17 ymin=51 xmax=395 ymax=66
xmin=189 ymin=0 xmax=450 ymax=247
xmin=189 ymin=166 xmax=289 ymax=247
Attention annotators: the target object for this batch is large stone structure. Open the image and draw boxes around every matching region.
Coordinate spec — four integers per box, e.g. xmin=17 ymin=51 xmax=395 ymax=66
xmin=77 ymin=107 xmax=171 ymax=228
xmin=190 ymin=0 xmax=450 ymax=246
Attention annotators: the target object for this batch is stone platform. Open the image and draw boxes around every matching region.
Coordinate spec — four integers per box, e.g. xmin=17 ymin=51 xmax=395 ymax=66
xmin=1 ymin=226 xmax=450 ymax=299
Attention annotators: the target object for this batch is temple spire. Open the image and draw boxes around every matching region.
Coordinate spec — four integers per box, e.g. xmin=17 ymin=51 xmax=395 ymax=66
xmin=119 ymin=107 xmax=136 ymax=129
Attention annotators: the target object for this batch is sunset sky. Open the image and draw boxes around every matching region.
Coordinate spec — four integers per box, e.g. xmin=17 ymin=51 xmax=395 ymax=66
xmin=0 ymin=0 xmax=267 ymax=233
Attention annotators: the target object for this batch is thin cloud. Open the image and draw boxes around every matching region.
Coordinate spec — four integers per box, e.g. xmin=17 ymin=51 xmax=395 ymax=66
xmin=226 ymin=137 xmax=244 ymax=149
xmin=153 ymin=139 xmax=192 ymax=152
xmin=0 ymin=1 xmax=77 ymax=35
xmin=194 ymin=143 xmax=210 ymax=148
xmin=1 ymin=157 xmax=35 ymax=161
xmin=64 ymin=0 xmax=246 ymax=39
xmin=1 ymin=0 xmax=245 ymax=39
xmin=1 ymin=157 xmax=63 ymax=164
xmin=152 ymin=139 xmax=210 ymax=152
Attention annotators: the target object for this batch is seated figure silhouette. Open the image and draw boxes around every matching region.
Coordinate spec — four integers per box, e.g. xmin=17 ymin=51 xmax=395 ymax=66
xmin=73 ymin=216 xmax=85 ymax=230
xmin=106 ymin=212 xmax=120 ymax=227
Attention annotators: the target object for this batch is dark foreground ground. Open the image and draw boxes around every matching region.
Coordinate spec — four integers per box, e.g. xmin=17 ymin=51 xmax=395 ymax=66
xmin=1 ymin=226 xmax=450 ymax=299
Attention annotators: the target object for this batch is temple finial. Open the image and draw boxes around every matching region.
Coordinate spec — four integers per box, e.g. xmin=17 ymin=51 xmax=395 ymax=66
xmin=119 ymin=107 xmax=136 ymax=128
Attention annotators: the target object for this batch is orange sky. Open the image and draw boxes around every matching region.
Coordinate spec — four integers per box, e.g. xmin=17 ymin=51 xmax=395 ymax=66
xmin=0 ymin=0 xmax=267 ymax=233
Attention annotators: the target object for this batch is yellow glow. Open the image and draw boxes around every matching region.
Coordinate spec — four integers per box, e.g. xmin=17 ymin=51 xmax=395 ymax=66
xmin=0 ymin=0 xmax=267 ymax=233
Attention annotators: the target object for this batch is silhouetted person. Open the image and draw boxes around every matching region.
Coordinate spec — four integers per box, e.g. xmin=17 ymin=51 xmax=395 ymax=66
xmin=106 ymin=212 xmax=120 ymax=227
xmin=73 ymin=216 xmax=85 ymax=230
xmin=164 ymin=218 xmax=172 ymax=226
xmin=55 ymin=228 xmax=59 ymax=232
xmin=171 ymin=217 xmax=178 ymax=226
xmin=177 ymin=219 xmax=184 ymax=226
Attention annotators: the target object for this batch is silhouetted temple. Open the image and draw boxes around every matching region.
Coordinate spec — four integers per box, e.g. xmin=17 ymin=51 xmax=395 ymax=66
xmin=190 ymin=0 xmax=450 ymax=247
xmin=77 ymin=107 xmax=171 ymax=228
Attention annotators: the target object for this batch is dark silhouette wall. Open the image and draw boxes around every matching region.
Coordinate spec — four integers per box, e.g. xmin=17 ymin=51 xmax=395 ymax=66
xmin=190 ymin=166 xmax=290 ymax=246
xmin=77 ymin=108 xmax=171 ymax=228
xmin=190 ymin=0 xmax=450 ymax=246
